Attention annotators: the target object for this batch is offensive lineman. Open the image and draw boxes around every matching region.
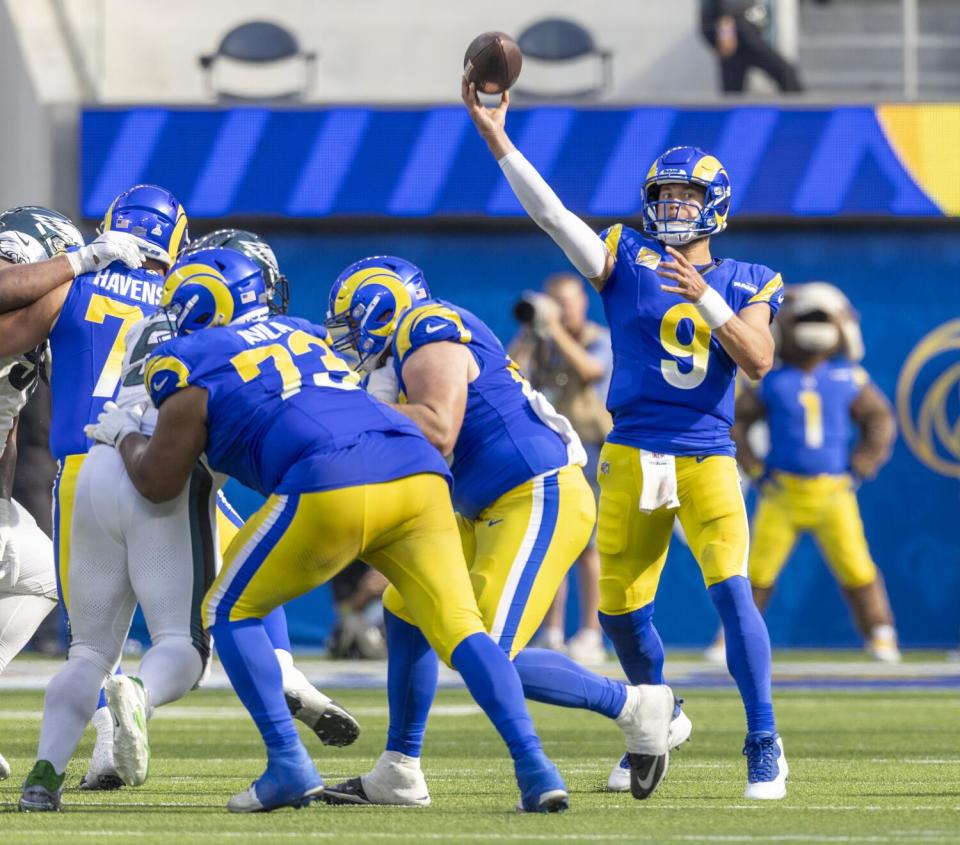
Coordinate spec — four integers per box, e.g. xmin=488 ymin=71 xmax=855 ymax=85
xmin=88 ymin=247 xmax=573 ymax=813
xmin=0 ymin=208 xmax=86 ymax=780
xmin=323 ymin=255 xmax=675 ymax=804
xmin=0 ymin=194 xmax=357 ymax=806
xmin=463 ymin=80 xmax=788 ymax=798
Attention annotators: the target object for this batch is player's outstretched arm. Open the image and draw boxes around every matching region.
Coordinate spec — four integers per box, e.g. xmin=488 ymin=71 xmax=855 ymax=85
xmin=0 ymin=231 xmax=143 ymax=314
xmin=461 ymin=79 xmax=614 ymax=291
xmin=115 ymin=387 xmax=208 ymax=503
xmin=849 ymin=382 xmax=896 ymax=480
xmin=0 ymin=285 xmax=70 ymax=358
xmin=657 ymin=246 xmax=774 ymax=379
xmin=392 ymin=342 xmax=473 ymax=456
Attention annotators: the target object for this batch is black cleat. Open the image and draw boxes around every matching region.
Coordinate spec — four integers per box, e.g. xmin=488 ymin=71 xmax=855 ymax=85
xmin=323 ymin=777 xmax=373 ymax=806
xmin=285 ymin=691 xmax=360 ymax=747
xmin=628 ymin=751 xmax=669 ymax=800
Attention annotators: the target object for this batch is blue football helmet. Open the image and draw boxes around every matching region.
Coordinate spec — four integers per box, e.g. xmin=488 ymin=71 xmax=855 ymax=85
xmin=101 ymin=184 xmax=188 ymax=267
xmin=641 ymin=146 xmax=731 ymax=245
xmin=185 ymin=229 xmax=289 ymax=315
xmin=161 ymin=247 xmax=269 ymax=335
xmin=326 ymin=258 xmax=420 ymax=372
xmin=0 ymin=206 xmax=84 ymax=263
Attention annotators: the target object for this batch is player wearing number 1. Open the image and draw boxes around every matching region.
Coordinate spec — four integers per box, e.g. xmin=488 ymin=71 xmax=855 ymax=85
xmin=464 ymin=80 xmax=788 ymax=799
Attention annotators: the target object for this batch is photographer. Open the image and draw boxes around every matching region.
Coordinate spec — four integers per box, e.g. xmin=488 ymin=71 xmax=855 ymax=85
xmin=509 ymin=273 xmax=612 ymax=663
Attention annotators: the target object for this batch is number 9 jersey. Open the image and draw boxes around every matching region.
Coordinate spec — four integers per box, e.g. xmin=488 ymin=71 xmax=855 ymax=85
xmin=599 ymin=224 xmax=784 ymax=456
xmin=145 ymin=315 xmax=450 ymax=497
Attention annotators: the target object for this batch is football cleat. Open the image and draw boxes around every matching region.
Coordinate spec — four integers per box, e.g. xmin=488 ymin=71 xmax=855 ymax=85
xmin=324 ymin=751 xmax=430 ymax=807
xmin=743 ymin=731 xmax=788 ymax=800
xmin=566 ymin=628 xmax=607 ymax=664
xmin=104 ymin=674 xmax=150 ymax=787
xmin=285 ymin=687 xmax=360 ymax=747
xmin=515 ymin=751 xmax=569 ymax=813
xmin=868 ymin=625 xmax=902 ymax=664
xmin=608 ymin=700 xmax=692 ymax=792
xmin=80 ymin=707 xmax=124 ymax=790
xmin=0 ymin=751 xmax=10 ymax=780
xmin=614 ymin=684 xmax=673 ymax=799
xmin=227 ymin=746 xmax=323 ymax=813
xmin=18 ymin=760 xmax=64 ymax=812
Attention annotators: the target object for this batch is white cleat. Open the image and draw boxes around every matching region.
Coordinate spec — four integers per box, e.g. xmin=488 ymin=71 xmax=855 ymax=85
xmin=566 ymin=629 xmax=607 ymax=664
xmin=743 ymin=732 xmax=788 ymax=800
xmin=703 ymin=636 xmax=727 ymax=668
xmin=868 ymin=625 xmax=902 ymax=664
xmin=104 ymin=675 xmax=149 ymax=787
xmin=284 ymin=685 xmax=360 ymax=748
xmin=0 ymin=752 xmax=10 ymax=780
xmin=614 ymin=684 xmax=673 ymax=799
xmin=607 ymin=703 xmax=693 ymax=792
xmin=79 ymin=707 xmax=124 ymax=790
xmin=324 ymin=751 xmax=431 ymax=807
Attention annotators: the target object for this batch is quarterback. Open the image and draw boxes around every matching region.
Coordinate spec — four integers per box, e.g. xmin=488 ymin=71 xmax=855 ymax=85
xmin=91 ymin=247 xmax=572 ymax=814
xmin=324 ymin=256 xmax=674 ymax=804
xmin=464 ymin=80 xmax=787 ymax=799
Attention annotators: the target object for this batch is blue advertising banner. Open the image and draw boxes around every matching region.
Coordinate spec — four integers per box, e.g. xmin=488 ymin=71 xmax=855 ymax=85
xmin=80 ymin=104 xmax=960 ymax=220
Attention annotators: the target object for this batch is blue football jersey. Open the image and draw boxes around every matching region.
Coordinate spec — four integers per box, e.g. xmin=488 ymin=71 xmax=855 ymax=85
xmin=761 ymin=359 xmax=870 ymax=476
xmin=598 ymin=224 xmax=784 ymax=456
xmin=392 ymin=299 xmax=573 ymax=519
xmin=48 ymin=262 xmax=165 ymax=461
xmin=146 ymin=315 xmax=450 ymax=497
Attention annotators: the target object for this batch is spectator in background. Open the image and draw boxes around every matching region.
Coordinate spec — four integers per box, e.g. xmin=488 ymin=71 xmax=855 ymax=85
xmin=509 ymin=273 xmax=612 ymax=663
xmin=708 ymin=283 xmax=899 ymax=663
xmin=701 ymin=0 xmax=803 ymax=93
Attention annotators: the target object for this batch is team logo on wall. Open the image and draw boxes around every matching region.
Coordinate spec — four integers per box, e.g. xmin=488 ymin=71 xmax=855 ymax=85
xmin=897 ymin=319 xmax=960 ymax=478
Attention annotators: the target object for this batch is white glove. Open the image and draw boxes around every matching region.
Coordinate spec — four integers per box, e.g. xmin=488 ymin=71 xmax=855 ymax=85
xmin=0 ymin=498 xmax=20 ymax=590
xmin=366 ymin=359 xmax=400 ymax=403
xmin=83 ymin=401 xmax=145 ymax=447
xmin=67 ymin=231 xmax=144 ymax=277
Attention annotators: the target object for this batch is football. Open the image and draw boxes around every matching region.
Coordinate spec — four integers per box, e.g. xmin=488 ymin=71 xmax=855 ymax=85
xmin=463 ymin=31 xmax=522 ymax=94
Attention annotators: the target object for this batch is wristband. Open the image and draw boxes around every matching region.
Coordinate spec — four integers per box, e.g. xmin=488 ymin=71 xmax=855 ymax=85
xmin=694 ymin=286 xmax=735 ymax=329
xmin=66 ymin=250 xmax=83 ymax=278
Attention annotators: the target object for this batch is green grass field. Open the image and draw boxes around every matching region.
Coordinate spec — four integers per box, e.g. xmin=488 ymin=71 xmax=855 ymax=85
xmin=1 ymin=684 xmax=957 ymax=844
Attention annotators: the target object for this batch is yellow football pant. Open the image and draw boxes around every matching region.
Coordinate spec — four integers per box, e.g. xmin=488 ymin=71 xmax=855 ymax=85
xmin=749 ymin=472 xmax=877 ymax=589
xmin=203 ymin=473 xmax=486 ymax=666
xmin=383 ymin=465 xmax=596 ymax=659
xmin=596 ymin=443 xmax=748 ymax=615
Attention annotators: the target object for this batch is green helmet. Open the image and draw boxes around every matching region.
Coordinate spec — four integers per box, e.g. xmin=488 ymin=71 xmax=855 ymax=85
xmin=183 ymin=228 xmax=289 ymax=314
xmin=0 ymin=206 xmax=84 ymax=264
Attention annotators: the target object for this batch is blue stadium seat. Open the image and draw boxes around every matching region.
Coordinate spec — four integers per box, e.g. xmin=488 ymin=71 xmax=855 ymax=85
xmin=514 ymin=18 xmax=612 ymax=101
xmin=199 ymin=20 xmax=317 ymax=102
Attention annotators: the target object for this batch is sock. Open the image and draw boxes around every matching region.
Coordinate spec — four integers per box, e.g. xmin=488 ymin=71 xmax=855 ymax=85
xmin=708 ymin=576 xmax=775 ymax=734
xmin=274 ymin=647 xmax=314 ymax=693
xmin=514 ymin=648 xmax=626 ymax=719
xmin=383 ymin=610 xmax=437 ymax=758
xmin=96 ymin=664 xmax=124 ymax=711
xmin=137 ymin=636 xmax=203 ymax=712
xmin=0 ymin=594 xmax=56 ymax=672
xmin=599 ymin=603 xmax=665 ymax=685
xmin=451 ymin=633 xmax=541 ymax=761
xmin=210 ymin=619 xmax=300 ymax=757
xmin=262 ymin=606 xmax=292 ymax=653
xmin=36 ymin=656 xmax=109 ymax=773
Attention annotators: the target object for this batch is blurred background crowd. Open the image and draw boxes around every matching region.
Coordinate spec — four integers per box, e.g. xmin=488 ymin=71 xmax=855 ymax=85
xmin=2 ymin=0 xmax=958 ymax=658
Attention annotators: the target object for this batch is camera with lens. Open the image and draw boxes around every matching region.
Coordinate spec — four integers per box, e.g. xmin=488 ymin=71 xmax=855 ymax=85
xmin=513 ymin=291 xmax=557 ymax=325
